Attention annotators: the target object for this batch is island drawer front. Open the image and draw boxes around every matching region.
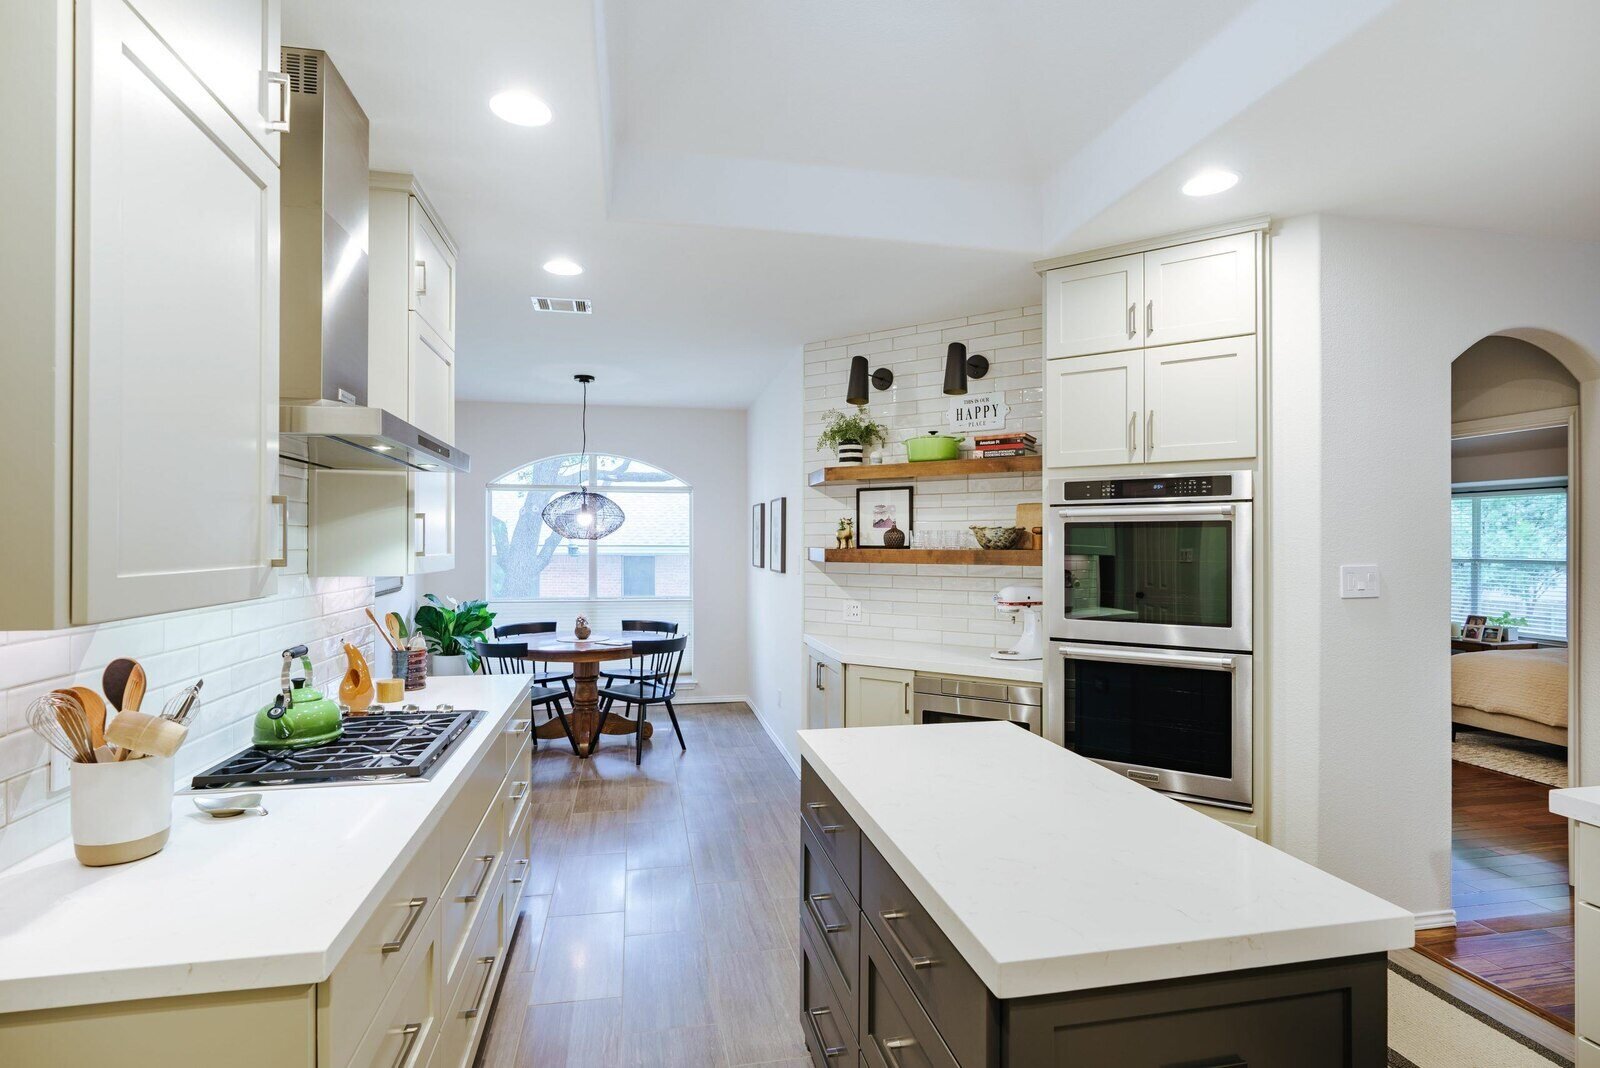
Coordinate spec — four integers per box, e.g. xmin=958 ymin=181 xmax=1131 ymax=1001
xmin=440 ymin=732 xmax=509 ymax=870
xmin=802 ymin=760 xmax=861 ymax=900
xmin=803 ymin=823 xmax=861 ymax=1033
xmin=503 ymin=704 xmax=532 ymax=780
xmin=433 ymin=886 xmax=506 ymax=1068
xmin=860 ymin=918 xmax=960 ymax=1068
xmin=320 ymin=827 xmax=441 ymax=1066
xmin=441 ymin=803 xmax=503 ymax=992
xmin=801 ymin=912 xmax=859 ymax=1068
xmin=1580 ymin=902 xmax=1600 ymax=1040
xmin=1580 ymin=1036 xmax=1600 ymax=1068
xmin=1578 ymin=824 xmax=1600 ymax=906
xmin=348 ymin=917 xmax=440 ymax=1068
xmin=862 ymin=839 xmax=996 ymax=1068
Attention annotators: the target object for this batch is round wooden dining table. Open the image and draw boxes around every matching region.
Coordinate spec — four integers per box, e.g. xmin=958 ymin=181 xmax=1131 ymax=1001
xmin=521 ymin=631 xmax=657 ymax=756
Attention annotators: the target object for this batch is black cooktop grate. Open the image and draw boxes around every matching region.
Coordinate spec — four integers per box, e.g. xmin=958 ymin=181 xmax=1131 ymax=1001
xmin=191 ymin=710 xmax=478 ymax=789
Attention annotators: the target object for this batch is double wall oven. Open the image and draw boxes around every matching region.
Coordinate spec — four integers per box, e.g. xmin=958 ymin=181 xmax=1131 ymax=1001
xmin=1045 ymin=471 xmax=1255 ymax=810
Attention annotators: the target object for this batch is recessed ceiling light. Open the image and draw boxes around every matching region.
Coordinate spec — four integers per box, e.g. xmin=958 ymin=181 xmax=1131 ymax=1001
xmin=1182 ymin=169 xmax=1239 ymax=197
xmin=489 ymin=90 xmax=552 ymax=127
xmin=543 ymin=258 xmax=583 ymax=276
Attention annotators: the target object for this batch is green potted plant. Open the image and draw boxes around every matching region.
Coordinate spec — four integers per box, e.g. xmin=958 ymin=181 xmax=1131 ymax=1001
xmin=1488 ymin=611 xmax=1529 ymax=642
xmin=413 ymin=594 xmax=496 ymax=675
xmin=816 ymin=409 xmax=890 ymax=465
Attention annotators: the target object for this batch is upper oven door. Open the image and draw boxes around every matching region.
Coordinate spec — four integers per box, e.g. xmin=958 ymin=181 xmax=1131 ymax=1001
xmin=1047 ymin=500 xmax=1252 ymax=652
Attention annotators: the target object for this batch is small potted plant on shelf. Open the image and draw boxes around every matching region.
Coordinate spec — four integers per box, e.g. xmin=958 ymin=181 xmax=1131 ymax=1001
xmin=413 ymin=594 xmax=496 ymax=675
xmin=816 ymin=409 xmax=890 ymax=465
xmin=1487 ymin=611 xmax=1529 ymax=642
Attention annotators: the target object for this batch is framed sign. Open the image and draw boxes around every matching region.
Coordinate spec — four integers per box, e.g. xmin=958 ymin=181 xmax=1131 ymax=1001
xmin=947 ymin=391 xmax=1010 ymax=433
xmin=751 ymin=502 xmax=765 ymax=568
xmin=856 ymin=486 xmax=913 ymax=548
xmin=769 ymin=497 xmax=787 ymax=573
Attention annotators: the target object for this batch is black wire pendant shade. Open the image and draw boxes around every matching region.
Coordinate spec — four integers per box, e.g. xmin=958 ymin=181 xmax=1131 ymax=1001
xmin=542 ymin=375 xmax=626 ymax=540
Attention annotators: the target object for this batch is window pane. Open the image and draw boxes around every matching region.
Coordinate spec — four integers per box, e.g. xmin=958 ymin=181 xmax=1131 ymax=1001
xmin=1450 ymin=489 xmax=1568 ymax=639
xmin=592 ymin=455 xmax=685 ymax=488
xmin=495 ymin=454 xmax=588 ymax=487
xmin=489 ymin=487 xmax=588 ymax=598
xmin=1476 ymin=493 xmax=1566 ymax=560
xmin=1450 ymin=498 xmax=1473 ymax=558
xmin=595 ymin=490 xmax=690 ymax=598
xmin=1475 ymin=561 xmax=1567 ymax=638
xmin=1449 ymin=560 xmax=1474 ymax=623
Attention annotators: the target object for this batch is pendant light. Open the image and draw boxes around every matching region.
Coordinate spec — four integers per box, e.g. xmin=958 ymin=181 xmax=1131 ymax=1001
xmin=541 ymin=374 xmax=625 ymax=540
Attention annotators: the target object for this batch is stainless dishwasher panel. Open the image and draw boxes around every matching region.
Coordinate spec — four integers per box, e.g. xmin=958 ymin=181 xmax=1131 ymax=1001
xmin=912 ymin=674 xmax=1042 ymax=734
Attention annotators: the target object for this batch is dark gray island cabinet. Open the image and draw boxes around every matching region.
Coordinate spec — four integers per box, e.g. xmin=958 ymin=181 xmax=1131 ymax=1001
xmin=797 ymin=726 xmax=1412 ymax=1068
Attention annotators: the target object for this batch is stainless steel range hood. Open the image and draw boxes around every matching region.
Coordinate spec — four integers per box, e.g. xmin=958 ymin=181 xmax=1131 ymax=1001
xmin=277 ymin=47 xmax=469 ymax=474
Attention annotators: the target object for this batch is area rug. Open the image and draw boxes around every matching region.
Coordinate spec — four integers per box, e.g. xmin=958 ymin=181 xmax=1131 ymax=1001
xmin=1452 ymin=729 xmax=1568 ymax=787
xmin=1388 ymin=962 xmax=1570 ymax=1067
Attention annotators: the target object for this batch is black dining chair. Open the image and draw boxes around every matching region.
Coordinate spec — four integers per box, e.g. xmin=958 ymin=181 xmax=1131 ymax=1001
xmin=600 ymin=620 xmax=681 ymax=686
xmin=594 ymin=636 xmax=688 ymax=765
xmin=493 ymin=621 xmax=573 ymax=694
xmin=474 ymin=639 xmax=578 ymax=754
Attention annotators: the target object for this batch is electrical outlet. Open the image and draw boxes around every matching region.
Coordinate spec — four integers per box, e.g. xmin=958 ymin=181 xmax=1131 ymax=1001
xmin=843 ymin=600 xmax=862 ymax=623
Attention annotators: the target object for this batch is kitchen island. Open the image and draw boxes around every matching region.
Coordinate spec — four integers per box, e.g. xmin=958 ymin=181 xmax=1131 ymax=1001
xmin=798 ymin=722 xmax=1413 ymax=1067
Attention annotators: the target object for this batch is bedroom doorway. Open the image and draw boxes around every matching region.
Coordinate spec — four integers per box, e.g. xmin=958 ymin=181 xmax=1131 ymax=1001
xmin=1415 ymin=337 xmax=1581 ymax=1028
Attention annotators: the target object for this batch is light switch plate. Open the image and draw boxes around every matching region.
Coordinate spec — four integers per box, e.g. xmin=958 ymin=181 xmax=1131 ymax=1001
xmin=1340 ymin=564 xmax=1381 ymax=599
xmin=843 ymin=600 xmax=862 ymax=623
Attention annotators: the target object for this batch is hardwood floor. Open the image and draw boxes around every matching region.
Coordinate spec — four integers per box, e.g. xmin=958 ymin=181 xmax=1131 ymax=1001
xmin=1413 ymin=760 xmax=1574 ymax=1029
xmin=477 ymin=701 xmax=811 ymax=1068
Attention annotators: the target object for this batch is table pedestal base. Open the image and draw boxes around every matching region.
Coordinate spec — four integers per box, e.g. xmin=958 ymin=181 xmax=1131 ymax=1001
xmin=534 ymin=659 xmax=654 ymax=756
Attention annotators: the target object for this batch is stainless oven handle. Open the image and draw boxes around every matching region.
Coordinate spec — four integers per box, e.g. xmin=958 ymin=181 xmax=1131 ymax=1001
xmin=1060 ymin=646 xmax=1237 ymax=672
xmin=1057 ymin=503 xmax=1237 ymax=520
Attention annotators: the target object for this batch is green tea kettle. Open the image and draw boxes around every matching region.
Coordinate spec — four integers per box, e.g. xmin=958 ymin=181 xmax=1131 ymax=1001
xmin=254 ymin=645 xmax=344 ymax=749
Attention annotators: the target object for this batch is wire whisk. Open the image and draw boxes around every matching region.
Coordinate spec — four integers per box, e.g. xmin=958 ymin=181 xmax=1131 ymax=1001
xmin=28 ymin=691 xmax=98 ymax=764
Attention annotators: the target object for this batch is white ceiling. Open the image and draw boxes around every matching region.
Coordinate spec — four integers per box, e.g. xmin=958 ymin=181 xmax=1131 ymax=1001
xmin=283 ymin=0 xmax=1600 ymax=409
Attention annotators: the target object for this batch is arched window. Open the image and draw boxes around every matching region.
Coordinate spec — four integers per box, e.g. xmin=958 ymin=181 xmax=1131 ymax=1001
xmin=487 ymin=454 xmax=691 ymax=603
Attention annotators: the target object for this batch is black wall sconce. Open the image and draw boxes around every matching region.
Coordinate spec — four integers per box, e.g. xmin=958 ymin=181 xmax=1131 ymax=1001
xmin=846 ymin=355 xmax=894 ymax=406
xmin=943 ymin=342 xmax=990 ymax=396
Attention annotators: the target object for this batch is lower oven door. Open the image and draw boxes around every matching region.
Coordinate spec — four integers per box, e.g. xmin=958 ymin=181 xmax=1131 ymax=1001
xmin=1046 ymin=642 xmax=1252 ymax=809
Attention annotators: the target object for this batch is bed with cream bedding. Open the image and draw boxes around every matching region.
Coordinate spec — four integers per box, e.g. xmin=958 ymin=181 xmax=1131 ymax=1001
xmin=1451 ymin=646 xmax=1569 ymax=746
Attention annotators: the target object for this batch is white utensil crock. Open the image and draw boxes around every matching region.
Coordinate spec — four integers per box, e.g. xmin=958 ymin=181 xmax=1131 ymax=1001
xmin=71 ymin=753 xmax=173 ymax=866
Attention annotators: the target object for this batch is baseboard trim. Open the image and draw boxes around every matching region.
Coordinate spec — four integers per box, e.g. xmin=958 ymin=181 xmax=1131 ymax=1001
xmin=674 ymin=693 xmax=749 ymax=705
xmin=1413 ymin=908 xmax=1458 ymax=931
xmin=745 ymin=700 xmax=801 ymax=778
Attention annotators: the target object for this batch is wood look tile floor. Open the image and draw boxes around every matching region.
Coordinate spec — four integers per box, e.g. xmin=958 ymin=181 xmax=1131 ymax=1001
xmin=478 ymin=702 xmax=810 ymax=1068
xmin=1413 ymin=760 xmax=1574 ymax=1029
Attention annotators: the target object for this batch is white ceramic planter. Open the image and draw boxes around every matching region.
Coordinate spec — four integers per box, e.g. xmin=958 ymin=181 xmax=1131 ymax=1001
xmin=431 ymin=653 xmax=471 ymax=676
xmin=71 ymin=753 xmax=173 ymax=866
xmin=836 ymin=443 xmax=864 ymax=465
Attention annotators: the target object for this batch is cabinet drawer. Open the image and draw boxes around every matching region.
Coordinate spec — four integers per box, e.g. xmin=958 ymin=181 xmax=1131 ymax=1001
xmin=1576 ymin=824 xmax=1600 ymax=905
xmin=320 ymin=828 xmax=440 ymax=1065
xmin=348 ymin=915 xmax=440 ymax=1068
xmin=1580 ymin=1036 xmax=1600 ymax=1068
xmin=801 ymin=912 xmax=859 ymax=1068
xmin=1580 ymin=902 xmax=1600 ymax=1040
xmin=859 ymin=919 xmax=959 ymax=1068
xmin=862 ymin=840 xmax=996 ymax=1068
xmin=441 ymin=806 xmax=502 ymax=991
xmin=802 ymin=762 xmax=860 ymax=899
xmin=440 ymin=736 xmax=507 ymax=867
xmin=434 ymin=889 xmax=505 ymax=1068
xmin=802 ymin=824 xmax=860 ymax=1033
xmin=503 ymin=705 xmax=533 ymax=771
xmin=506 ymin=798 xmax=533 ymax=896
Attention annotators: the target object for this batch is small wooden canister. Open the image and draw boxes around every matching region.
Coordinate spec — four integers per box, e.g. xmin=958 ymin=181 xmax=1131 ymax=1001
xmin=71 ymin=754 xmax=173 ymax=866
xmin=393 ymin=648 xmax=427 ymax=691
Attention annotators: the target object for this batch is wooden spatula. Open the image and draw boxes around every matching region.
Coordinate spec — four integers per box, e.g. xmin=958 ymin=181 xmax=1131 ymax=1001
xmin=62 ymin=686 xmax=108 ymax=750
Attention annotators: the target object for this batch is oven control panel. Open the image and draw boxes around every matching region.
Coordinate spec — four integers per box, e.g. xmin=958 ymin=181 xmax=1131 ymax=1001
xmin=1057 ymin=474 xmax=1233 ymax=501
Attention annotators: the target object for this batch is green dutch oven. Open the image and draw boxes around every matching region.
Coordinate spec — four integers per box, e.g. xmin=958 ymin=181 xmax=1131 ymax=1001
xmin=254 ymin=645 xmax=344 ymax=749
xmin=905 ymin=431 xmax=963 ymax=462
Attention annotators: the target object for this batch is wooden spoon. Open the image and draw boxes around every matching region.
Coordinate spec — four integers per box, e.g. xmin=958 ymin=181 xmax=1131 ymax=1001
xmin=385 ymin=612 xmax=407 ymax=647
xmin=60 ymin=686 xmax=108 ymax=750
xmin=366 ymin=608 xmax=399 ymax=651
xmin=103 ymin=658 xmax=144 ymax=712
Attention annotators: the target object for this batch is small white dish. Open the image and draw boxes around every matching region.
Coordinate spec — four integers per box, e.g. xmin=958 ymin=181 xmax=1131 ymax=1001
xmin=192 ymin=793 xmax=267 ymax=819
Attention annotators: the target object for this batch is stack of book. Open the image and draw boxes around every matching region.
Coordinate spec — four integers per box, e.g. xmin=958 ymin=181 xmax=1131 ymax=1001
xmin=972 ymin=432 xmax=1037 ymax=458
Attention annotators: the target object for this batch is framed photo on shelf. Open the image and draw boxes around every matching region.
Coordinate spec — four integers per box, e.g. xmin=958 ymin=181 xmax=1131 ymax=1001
xmin=768 ymin=497 xmax=787 ymax=573
xmin=1462 ymin=624 xmax=1484 ymax=641
xmin=1464 ymin=614 xmax=1487 ymax=629
xmin=751 ymin=502 xmax=765 ymax=568
xmin=1481 ymin=625 xmax=1504 ymax=643
xmin=856 ymin=486 xmax=913 ymax=548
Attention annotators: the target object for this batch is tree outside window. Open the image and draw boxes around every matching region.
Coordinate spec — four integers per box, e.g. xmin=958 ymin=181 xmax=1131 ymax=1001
xmin=1450 ymin=489 xmax=1568 ymax=640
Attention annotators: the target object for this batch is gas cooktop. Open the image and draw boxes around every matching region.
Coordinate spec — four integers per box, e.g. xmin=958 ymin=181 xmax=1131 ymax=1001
xmin=190 ymin=710 xmax=480 ymax=791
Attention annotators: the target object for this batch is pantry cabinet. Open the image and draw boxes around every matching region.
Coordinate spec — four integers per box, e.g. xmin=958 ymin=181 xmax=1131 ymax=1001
xmin=844 ymin=665 xmax=914 ymax=728
xmin=0 ymin=0 xmax=283 ymax=627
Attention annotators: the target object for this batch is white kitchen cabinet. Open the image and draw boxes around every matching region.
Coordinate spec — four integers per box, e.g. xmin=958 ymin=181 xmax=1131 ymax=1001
xmin=1143 ymin=337 xmax=1258 ymax=463
xmin=410 ymin=199 xmax=457 ymax=349
xmin=411 ymin=472 xmax=456 ymax=573
xmin=1044 ymin=352 xmax=1144 ymax=468
xmin=1044 ymin=254 xmax=1143 ymax=358
xmin=844 ymin=664 xmax=914 ymax=728
xmin=308 ymin=470 xmax=454 ymax=577
xmin=808 ymin=650 xmax=844 ymax=730
xmin=410 ymin=314 xmax=455 ymax=442
xmin=70 ymin=0 xmax=280 ymax=623
xmin=1142 ymin=233 xmax=1257 ymax=348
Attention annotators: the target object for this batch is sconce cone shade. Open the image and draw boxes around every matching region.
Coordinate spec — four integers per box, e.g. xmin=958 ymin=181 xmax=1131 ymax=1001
xmin=944 ymin=343 xmax=968 ymax=396
xmin=542 ymin=488 xmax=625 ymax=540
xmin=847 ymin=355 xmax=870 ymax=406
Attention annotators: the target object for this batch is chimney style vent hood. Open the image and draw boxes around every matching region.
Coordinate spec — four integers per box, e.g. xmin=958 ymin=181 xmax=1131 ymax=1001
xmin=278 ymin=48 xmax=469 ymax=474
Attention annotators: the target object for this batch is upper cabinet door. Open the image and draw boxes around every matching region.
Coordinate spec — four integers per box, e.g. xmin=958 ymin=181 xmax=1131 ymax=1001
xmin=123 ymin=0 xmax=284 ymax=162
xmin=1044 ymin=254 xmax=1143 ymax=358
xmin=1142 ymin=233 xmax=1256 ymax=348
xmin=1143 ymin=337 xmax=1257 ymax=464
xmin=409 ymin=314 xmax=455 ymax=442
xmin=73 ymin=0 xmax=279 ymax=623
xmin=1045 ymin=351 xmax=1144 ymax=469
xmin=409 ymin=198 xmax=456 ymax=348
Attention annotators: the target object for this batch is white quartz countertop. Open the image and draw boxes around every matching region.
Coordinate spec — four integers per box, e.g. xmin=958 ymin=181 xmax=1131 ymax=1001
xmin=0 ymin=674 xmax=531 ymax=1014
xmin=1549 ymin=786 xmax=1600 ymax=825
xmin=799 ymin=723 xmax=1413 ymax=999
xmin=803 ymin=633 xmax=1043 ymax=685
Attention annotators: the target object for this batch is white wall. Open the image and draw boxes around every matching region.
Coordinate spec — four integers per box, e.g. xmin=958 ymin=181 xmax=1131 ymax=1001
xmin=428 ymin=400 xmax=749 ymax=701
xmin=1268 ymin=214 xmax=1600 ymax=921
xmin=1452 ymin=335 xmax=1581 ymax=422
xmin=747 ymin=354 xmax=807 ymax=768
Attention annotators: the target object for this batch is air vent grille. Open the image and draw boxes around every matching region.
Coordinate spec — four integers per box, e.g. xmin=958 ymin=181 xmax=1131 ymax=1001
xmin=282 ymin=49 xmax=320 ymax=95
xmin=532 ymin=297 xmax=593 ymax=314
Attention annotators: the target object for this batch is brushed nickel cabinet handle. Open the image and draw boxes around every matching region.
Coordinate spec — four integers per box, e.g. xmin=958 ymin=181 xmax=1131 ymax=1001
xmin=805 ymin=801 xmax=843 ymax=833
xmin=265 ymin=71 xmax=291 ymax=132
xmin=804 ymin=1007 xmax=846 ymax=1058
xmin=462 ymin=854 xmax=495 ymax=902
xmin=874 ymin=1035 xmax=917 ymax=1067
xmin=1146 ymin=298 xmax=1154 ymax=333
xmin=414 ymin=512 xmax=427 ymax=557
xmin=461 ymin=955 xmax=497 ymax=1019
xmin=381 ymin=896 xmax=428 ymax=954
xmin=269 ymin=494 xmax=289 ymax=568
xmin=506 ymin=719 xmax=530 ymax=735
xmin=1126 ymin=302 xmax=1136 ymax=339
xmin=508 ymin=781 xmax=529 ymax=802
xmin=509 ymin=857 xmax=530 ymax=885
xmin=806 ymin=892 xmax=848 ymax=934
xmin=1147 ymin=410 xmax=1155 ymax=451
xmin=390 ymin=1022 xmax=421 ymax=1068
xmin=414 ymin=259 xmax=428 ymax=296
xmin=879 ymin=910 xmax=935 ymax=969
xmin=1127 ymin=411 xmax=1137 ymax=458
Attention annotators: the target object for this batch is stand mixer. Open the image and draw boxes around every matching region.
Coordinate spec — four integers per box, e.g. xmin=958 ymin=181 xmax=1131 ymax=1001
xmin=991 ymin=585 xmax=1044 ymax=661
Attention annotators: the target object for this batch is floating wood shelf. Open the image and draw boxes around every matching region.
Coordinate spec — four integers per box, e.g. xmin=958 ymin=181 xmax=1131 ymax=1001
xmin=807 ymin=548 xmax=1042 ymax=566
xmin=807 ymin=454 xmax=1041 ymax=486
